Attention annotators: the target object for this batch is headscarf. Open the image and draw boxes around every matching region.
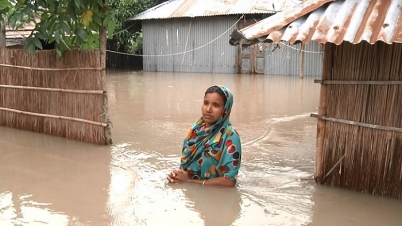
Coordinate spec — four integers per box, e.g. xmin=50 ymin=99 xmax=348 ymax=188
xmin=180 ymin=85 xmax=241 ymax=181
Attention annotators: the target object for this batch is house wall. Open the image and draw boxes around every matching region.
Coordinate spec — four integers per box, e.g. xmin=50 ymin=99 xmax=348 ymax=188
xmin=142 ymin=16 xmax=238 ymax=73
xmin=264 ymin=42 xmax=323 ymax=76
xmin=142 ymin=16 xmax=324 ymax=76
xmin=315 ymin=42 xmax=402 ymax=198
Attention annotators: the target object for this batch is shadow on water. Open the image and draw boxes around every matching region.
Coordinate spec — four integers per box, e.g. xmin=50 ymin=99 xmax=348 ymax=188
xmin=1 ymin=71 xmax=402 ymax=226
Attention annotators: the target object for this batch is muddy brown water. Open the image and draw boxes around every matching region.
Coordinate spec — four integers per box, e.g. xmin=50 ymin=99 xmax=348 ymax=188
xmin=1 ymin=71 xmax=402 ymax=226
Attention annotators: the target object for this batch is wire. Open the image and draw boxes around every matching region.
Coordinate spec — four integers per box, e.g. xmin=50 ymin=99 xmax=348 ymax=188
xmin=106 ymin=14 xmax=245 ymax=57
xmin=279 ymin=42 xmax=323 ymax=54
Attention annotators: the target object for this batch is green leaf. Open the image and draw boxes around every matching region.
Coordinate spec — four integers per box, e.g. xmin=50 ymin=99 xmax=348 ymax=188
xmin=69 ymin=36 xmax=76 ymax=47
xmin=96 ymin=0 xmax=103 ymax=7
xmin=38 ymin=24 xmax=48 ymax=37
xmin=92 ymin=14 xmax=102 ymax=26
xmin=32 ymin=38 xmax=43 ymax=49
xmin=59 ymin=38 xmax=71 ymax=50
xmin=21 ymin=5 xmax=34 ymax=18
xmin=74 ymin=0 xmax=81 ymax=9
xmin=75 ymin=35 xmax=83 ymax=46
xmin=26 ymin=41 xmax=36 ymax=56
xmin=0 ymin=7 xmax=10 ymax=15
xmin=89 ymin=23 xmax=98 ymax=31
xmin=108 ymin=22 xmax=116 ymax=38
xmin=76 ymin=28 xmax=88 ymax=40
xmin=0 ymin=0 xmax=11 ymax=9
xmin=9 ymin=16 xmax=17 ymax=28
xmin=67 ymin=2 xmax=77 ymax=20
xmin=56 ymin=48 xmax=62 ymax=58
xmin=48 ymin=17 xmax=58 ymax=35
xmin=103 ymin=13 xmax=112 ymax=26
xmin=55 ymin=30 xmax=61 ymax=43
xmin=35 ymin=32 xmax=46 ymax=40
xmin=60 ymin=21 xmax=71 ymax=34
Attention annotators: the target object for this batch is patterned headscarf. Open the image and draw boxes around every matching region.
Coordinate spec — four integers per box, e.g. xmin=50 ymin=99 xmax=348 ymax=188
xmin=180 ymin=85 xmax=241 ymax=181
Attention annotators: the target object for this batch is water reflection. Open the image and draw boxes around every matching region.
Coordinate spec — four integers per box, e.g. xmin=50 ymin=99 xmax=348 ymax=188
xmin=2 ymin=71 xmax=402 ymax=226
xmin=0 ymin=126 xmax=111 ymax=225
xmin=182 ymin=186 xmax=242 ymax=226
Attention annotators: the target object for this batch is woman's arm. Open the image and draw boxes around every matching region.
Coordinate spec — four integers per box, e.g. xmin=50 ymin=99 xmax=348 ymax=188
xmin=167 ymin=169 xmax=236 ymax=187
xmin=189 ymin=177 xmax=236 ymax=187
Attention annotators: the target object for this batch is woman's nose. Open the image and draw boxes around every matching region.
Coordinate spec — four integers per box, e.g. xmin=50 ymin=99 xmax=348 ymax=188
xmin=206 ymin=105 xmax=212 ymax=111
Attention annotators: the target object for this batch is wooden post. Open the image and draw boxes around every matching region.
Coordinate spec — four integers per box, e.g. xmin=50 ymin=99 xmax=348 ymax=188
xmin=299 ymin=43 xmax=305 ymax=78
xmin=99 ymin=6 xmax=112 ymax=145
xmin=315 ymin=43 xmax=332 ymax=181
xmin=0 ymin=20 xmax=5 ymax=49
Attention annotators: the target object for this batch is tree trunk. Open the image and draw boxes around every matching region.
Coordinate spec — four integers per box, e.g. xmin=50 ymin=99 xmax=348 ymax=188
xmin=99 ymin=25 xmax=112 ymax=144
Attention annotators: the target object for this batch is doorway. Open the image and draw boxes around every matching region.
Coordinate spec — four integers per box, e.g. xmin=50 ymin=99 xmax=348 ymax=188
xmin=236 ymin=19 xmax=264 ymax=74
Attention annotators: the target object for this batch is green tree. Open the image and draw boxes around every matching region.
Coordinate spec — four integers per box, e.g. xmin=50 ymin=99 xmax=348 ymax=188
xmin=0 ymin=0 xmax=168 ymax=56
xmin=109 ymin=0 xmax=167 ymax=54
xmin=0 ymin=0 xmax=116 ymax=56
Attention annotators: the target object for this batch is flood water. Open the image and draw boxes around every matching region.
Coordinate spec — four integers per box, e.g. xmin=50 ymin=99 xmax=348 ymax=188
xmin=1 ymin=71 xmax=402 ymax=226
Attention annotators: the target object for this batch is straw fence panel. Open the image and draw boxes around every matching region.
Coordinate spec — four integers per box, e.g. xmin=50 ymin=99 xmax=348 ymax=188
xmin=315 ymin=42 xmax=402 ymax=198
xmin=0 ymin=49 xmax=110 ymax=145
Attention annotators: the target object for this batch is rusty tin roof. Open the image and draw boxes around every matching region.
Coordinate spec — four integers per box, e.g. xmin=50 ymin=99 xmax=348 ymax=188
xmin=131 ymin=0 xmax=299 ymax=20
xmin=230 ymin=0 xmax=402 ymax=45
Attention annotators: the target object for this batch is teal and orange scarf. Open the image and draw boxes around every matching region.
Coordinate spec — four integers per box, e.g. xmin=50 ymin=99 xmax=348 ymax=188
xmin=180 ymin=85 xmax=241 ymax=181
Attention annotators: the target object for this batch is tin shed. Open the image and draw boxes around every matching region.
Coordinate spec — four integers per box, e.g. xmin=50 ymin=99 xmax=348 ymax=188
xmin=131 ymin=0 xmax=324 ymax=76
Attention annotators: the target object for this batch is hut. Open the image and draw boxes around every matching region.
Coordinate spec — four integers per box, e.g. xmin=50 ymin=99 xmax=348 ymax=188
xmin=229 ymin=0 xmax=402 ymax=198
xmin=130 ymin=0 xmax=323 ymax=76
xmin=4 ymin=18 xmax=54 ymax=49
xmin=5 ymin=23 xmax=32 ymax=49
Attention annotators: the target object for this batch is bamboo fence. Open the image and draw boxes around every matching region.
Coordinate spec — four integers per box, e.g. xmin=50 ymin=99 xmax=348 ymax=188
xmin=0 ymin=49 xmax=112 ymax=145
xmin=313 ymin=42 xmax=402 ymax=198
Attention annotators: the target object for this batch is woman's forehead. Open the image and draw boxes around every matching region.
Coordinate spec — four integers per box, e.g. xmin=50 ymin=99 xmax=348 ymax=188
xmin=204 ymin=92 xmax=225 ymax=103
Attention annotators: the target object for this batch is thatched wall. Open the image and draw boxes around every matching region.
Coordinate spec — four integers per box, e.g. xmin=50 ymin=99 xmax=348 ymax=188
xmin=0 ymin=49 xmax=111 ymax=145
xmin=314 ymin=42 xmax=402 ymax=198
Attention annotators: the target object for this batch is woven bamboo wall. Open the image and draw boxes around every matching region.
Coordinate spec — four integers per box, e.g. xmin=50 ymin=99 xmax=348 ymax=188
xmin=315 ymin=42 xmax=402 ymax=198
xmin=0 ymin=49 xmax=111 ymax=145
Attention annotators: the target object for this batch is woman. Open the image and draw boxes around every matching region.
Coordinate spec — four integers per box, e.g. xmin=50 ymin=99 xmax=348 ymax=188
xmin=167 ymin=85 xmax=241 ymax=187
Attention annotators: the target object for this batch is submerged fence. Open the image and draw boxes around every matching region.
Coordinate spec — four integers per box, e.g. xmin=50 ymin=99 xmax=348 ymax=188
xmin=313 ymin=42 xmax=402 ymax=198
xmin=0 ymin=49 xmax=112 ymax=145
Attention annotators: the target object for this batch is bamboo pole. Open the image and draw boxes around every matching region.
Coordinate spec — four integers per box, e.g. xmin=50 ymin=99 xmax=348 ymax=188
xmin=100 ymin=3 xmax=113 ymax=144
xmin=0 ymin=20 xmax=5 ymax=49
xmin=314 ymin=80 xmax=402 ymax=85
xmin=0 ymin=107 xmax=108 ymax=127
xmin=0 ymin=63 xmax=102 ymax=71
xmin=299 ymin=43 xmax=305 ymax=79
xmin=310 ymin=114 xmax=402 ymax=133
xmin=315 ymin=43 xmax=332 ymax=182
xmin=0 ymin=84 xmax=105 ymax=94
xmin=321 ymin=154 xmax=346 ymax=184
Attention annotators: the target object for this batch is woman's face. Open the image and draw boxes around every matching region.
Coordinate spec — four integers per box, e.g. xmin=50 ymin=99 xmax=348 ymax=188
xmin=202 ymin=92 xmax=225 ymax=128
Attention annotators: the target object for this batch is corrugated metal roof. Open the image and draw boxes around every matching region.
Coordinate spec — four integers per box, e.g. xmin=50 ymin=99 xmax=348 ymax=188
xmin=230 ymin=0 xmax=402 ymax=45
xmin=131 ymin=0 xmax=300 ymax=20
xmin=5 ymin=20 xmax=36 ymax=39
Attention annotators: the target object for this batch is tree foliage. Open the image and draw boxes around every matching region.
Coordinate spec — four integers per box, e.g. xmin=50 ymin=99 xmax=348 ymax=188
xmin=0 ymin=0 xmax=168 ymax=56
xmin=109 ymin=0 xmax=167 ymax=53
xmin=1 ymin=0 xmax=116 ymax=56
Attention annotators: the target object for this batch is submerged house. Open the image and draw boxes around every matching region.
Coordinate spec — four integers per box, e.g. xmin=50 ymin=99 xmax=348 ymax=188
xmin=131 ymin=0 xmax=323 ymax=76
xmin=230 ymin=0 xmax=402 ymax=198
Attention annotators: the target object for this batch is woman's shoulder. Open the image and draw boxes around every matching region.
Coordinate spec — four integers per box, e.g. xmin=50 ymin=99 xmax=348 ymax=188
xmin=224 ymin=123 xmax=241 ymax=141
